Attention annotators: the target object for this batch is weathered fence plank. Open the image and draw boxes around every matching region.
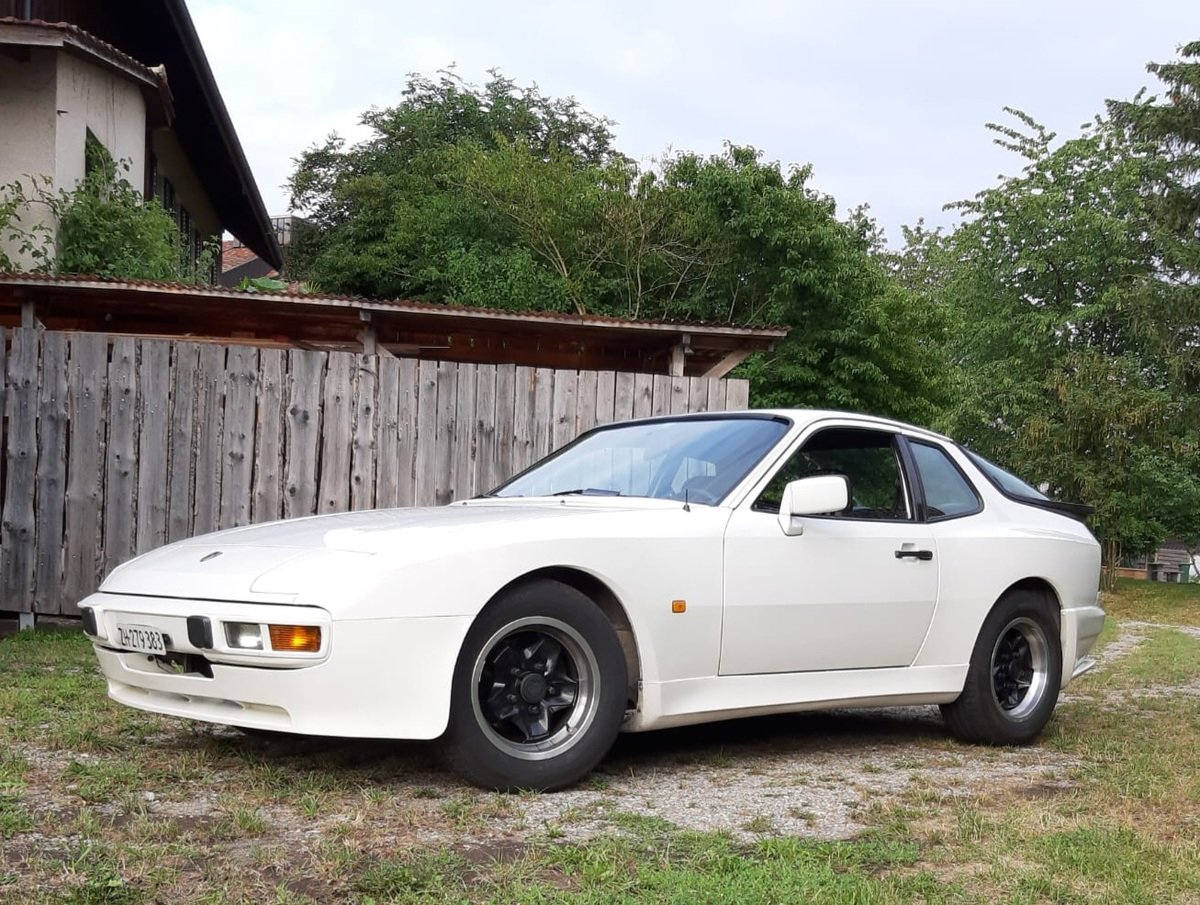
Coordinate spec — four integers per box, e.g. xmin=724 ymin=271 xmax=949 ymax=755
xmin=493 ymin=364 xmax=516 ymax=484
xmin=614 ymin=372 xmax=635 ymax=422
xmin=63 ymin=333 xmax=107 ymax=608
xmin=166 ymin=344 xmax=199 ymax=544
xmin=318 ymin=352 xmax=354 ymax=514
xmin=474 ymin=365 xmax=497 ymax=494
xmin=726 ymin=378 xmax=750 ymax=410
xmin=135 ymin=340 xmax=171 ymax=554
xmin=413 ymin=359 xmax=440 ymax=507
xmin=687 ymin=376 xmax=708 ymax=413
xmin=651 ymin=374 xmax=672 ymax=416
xmin=350 ymin=355 xmax=378 ymax=511
xmin=252 ymin=349 xmax=285 ymax=524
xmin=219 ymin=345 xmax=259 ymax=530
xmin=706 ymin=378 xmax=727 ymax=412
xmin=511 ymin=366 xmax=535 ymax=474
xmin=284 ymin=350 xmax=324 ymax=519
xmin=593 ymin=371 xmax=615 ymax=426
xmin=451 ymin=363 xmax=478 ymax=501
xmin=2 ymin=330 xmax=41 ymax=612
xmin=551 ymin=370 xmax=577 ymax=451
xmin=34 ymin=332 xmax=68 ymax=613
xmin=533 ymin=367 xmax=554 ymax=459
xmin=192 ymin=344 xmax=225 ymax=536
xmin=395 ymin=357 xmax=419 ymax=508
xmin=433 ymin=361 xmax=458 ymax=506
xmin=670 ymin=375 xmax=689 ymax=414
xmin=375 ymin=356 xmax=402 ymax=509
xmin=2 ymin=328 xmax=749 ymax=617
xmin=632 ymin=372 xmax=653 ymax=418
xmin=103 ymin=337 xmax=138 ymax=572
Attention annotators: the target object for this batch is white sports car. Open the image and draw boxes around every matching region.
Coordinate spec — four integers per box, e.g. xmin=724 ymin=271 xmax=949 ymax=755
xmin=81 ymin=410 xmax=1104 ymax=790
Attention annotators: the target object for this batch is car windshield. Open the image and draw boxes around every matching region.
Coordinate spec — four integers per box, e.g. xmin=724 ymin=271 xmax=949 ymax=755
xmin=491 ymin=416 xmax=791 ymax=504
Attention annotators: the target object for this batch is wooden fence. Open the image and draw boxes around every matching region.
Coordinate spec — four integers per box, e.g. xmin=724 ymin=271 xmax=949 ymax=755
xmin=0 ymin=329 xmax=749 ymax=617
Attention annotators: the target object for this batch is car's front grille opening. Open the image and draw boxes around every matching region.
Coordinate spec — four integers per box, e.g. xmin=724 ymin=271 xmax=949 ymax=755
xmin=150 ymin=651 xmax=214 ymax=678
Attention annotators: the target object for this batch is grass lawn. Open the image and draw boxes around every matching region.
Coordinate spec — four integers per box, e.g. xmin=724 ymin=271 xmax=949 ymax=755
xmin=1 ymin=580 xmax=1198 ymax=903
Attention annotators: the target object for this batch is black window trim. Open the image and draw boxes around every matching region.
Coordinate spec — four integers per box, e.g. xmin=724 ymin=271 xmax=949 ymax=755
xmin=750 ymin=425 xmax=918 ymax=524
xmin=960 ymin=447 xmax=1095 ymax=521
xmin=899 ymin=436 xmax=984 ymax=523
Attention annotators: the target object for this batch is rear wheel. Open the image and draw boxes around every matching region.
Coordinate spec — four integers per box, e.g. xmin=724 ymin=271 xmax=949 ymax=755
xmin=443 ymin=579 xmax=627 ymax=791
xmin=941 ymin=590 xmax=1063 ymax=745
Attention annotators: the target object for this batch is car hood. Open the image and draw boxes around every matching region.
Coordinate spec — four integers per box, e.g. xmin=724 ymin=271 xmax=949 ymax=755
xmin=99 ymin=498 xmax=696 ymax=601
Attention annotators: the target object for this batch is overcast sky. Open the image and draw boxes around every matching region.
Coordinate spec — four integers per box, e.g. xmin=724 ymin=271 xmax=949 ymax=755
xmin=190 ymin=1 xmax=1197 ymax=245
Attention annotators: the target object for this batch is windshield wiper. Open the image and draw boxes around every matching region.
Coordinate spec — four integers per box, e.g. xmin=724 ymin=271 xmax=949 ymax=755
xmin=550 ymin=488 xmax=622 ymax=497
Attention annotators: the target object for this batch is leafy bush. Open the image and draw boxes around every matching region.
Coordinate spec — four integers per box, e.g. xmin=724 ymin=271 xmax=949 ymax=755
xmin=0 ymin=163 xmax=214 ymax=283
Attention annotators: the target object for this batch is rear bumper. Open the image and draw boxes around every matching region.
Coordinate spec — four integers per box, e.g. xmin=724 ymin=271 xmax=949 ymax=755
xmin=85 ymin=594 xmax=471 ymax=739
xmin=1060 ymin=601 xmax=1106 ymax=690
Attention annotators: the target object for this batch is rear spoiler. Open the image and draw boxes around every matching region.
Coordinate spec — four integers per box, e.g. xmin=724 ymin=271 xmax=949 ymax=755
xmin=1017 ymin=497 xmax=1094 ymax=522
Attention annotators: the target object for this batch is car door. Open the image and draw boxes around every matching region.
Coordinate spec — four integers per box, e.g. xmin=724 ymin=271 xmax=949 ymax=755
xmin=719 ymin=424 xmax=939 ymax=675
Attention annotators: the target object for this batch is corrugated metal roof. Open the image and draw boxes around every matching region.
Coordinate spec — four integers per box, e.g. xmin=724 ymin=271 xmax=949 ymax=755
xmin=0 ymin=273 xmax=789 ymax=337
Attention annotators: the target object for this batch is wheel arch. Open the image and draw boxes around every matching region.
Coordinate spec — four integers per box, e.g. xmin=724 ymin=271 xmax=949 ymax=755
xmin=482 ymin=566 xmax=642 ymax=711
xmin=996 ymin=577 xmax=1062 ymax=627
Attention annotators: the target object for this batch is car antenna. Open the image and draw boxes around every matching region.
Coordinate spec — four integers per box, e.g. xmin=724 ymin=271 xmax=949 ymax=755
xmin=683 ymin=488 xmax=691 ymax=512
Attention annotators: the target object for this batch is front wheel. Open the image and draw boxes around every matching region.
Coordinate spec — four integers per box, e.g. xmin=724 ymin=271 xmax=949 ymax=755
xmin=941 ymin=590 xmax=1063 ymax=745
xmin=443 ymin=580 xmax=628 ymax=791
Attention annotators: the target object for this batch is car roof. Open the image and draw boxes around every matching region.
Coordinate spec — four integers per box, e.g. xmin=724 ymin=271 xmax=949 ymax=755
xmin=611 ymin=408 xmax=957 ymax=446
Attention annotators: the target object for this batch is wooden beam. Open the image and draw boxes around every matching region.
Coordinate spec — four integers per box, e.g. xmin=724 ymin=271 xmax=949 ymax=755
xmin=701 ymin=348 xmax=754 ymax=380
xmin=360 ymin=324 xmax=378 ymax=355
xmin=669 ymin=342 xmax=687 ymax=378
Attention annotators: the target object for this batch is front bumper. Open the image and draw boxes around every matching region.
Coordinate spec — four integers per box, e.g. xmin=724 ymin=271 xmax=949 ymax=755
xmin=84 ymin=593 xmax=471 ymax=739
xmin=1060 ymin=601 xmax=1106 ymax=690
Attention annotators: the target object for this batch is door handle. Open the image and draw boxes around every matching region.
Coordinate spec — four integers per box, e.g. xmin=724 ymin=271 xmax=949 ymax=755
xmin=895 ymin=549 xmax=934 ymax=561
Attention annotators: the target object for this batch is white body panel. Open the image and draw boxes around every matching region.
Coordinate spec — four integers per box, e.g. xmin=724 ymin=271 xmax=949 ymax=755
xmin=83 ymin=409 xmax=1104 ymax=741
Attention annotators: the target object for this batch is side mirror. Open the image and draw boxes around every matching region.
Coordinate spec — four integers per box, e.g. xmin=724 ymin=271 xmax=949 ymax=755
xmin=777 ymin=475 xmax=850 ymax=536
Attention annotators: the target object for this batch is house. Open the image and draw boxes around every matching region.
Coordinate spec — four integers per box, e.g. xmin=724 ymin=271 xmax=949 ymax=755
xmin=1119 ymin=539 xmax=1194 ymax=583
xmin=0 ymin=1 xmax=281 ymax=273
xmin=221 ymin=216 xmax=308 ymax=287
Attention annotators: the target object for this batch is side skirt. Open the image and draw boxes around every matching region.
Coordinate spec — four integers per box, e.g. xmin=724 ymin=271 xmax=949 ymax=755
xmin=625 ymin=664 xmax=968 ymax=732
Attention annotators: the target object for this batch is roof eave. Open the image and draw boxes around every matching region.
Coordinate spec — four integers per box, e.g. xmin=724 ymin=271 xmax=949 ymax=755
xmin=161 ymin=0 xmax=281 ymax=268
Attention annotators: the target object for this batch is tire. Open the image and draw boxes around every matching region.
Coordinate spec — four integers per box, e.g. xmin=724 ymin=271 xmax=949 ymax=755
xmin=443 ymin=579 xmax=628 ymax=791
xmin=940 ymin=590 xmax=1063 ymax=745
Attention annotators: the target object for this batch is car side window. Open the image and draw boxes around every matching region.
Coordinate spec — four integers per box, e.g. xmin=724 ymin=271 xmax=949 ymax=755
xmin=753 ymin=427 xmax=912 ymax=521
xmin=909 ymin=441 xmax=982 ymax=520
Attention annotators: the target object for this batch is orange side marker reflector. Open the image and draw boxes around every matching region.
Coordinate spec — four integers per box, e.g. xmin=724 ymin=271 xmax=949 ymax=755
xmin=671 ymin=600 xmax=687 ymax=614
xmin=268 ymin=624 xmax=322 ymax=652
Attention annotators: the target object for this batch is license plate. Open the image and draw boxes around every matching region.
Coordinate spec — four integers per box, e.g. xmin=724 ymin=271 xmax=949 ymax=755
xmin=116 ymin=623 xmax=167 ymax=655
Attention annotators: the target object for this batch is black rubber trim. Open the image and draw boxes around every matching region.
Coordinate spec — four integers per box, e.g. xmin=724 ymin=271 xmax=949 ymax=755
xmin=81 ymin=606 xmax=98 ymax=637
xmin=187 ymin=615 xmax=214 ymax=649
xmin=961 ymin=447 xmax=1094 ymax=522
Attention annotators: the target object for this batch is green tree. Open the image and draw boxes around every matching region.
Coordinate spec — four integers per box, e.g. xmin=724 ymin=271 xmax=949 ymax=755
xmin=289 ymin=71 xmax=946 ymax=421
xmin=1109 ymin=41 xmax=1200 ymax=244
xmin=910 ymin=109 xmax=1200 ymax=585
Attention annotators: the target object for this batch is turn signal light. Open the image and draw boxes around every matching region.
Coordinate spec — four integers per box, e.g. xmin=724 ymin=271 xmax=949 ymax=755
xmin=268 ymin=624 xmax=321 ymax=653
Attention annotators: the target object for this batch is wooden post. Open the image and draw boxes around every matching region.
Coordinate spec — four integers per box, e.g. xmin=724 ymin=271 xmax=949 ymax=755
xmin=20 ymin=300 xmax=36 ymax=328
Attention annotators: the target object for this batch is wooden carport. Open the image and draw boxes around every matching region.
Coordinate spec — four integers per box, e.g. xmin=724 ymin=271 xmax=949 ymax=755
xmin=0 ymin=275 xmax=786 ymax=378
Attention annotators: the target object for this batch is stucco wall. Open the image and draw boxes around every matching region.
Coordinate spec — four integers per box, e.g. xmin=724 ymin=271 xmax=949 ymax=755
xmin=1 ymin=47 xmax=148 ymax=268
xmin=0 ymin=47 xmax=58 ymax=267
xmin=54 ymin=50 xmax=147 ymax=193
xmin=151 ymin=128 xmax=221 ymax=239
